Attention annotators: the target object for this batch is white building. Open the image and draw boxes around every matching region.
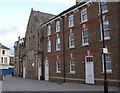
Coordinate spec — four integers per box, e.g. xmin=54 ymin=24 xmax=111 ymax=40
xmin=0 ymin=43 xmax=14 ymax=70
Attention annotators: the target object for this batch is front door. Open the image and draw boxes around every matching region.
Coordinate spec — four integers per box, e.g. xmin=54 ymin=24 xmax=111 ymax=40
xmin=85 ymin=56 xmax=94 ymax=84
xmin=45 ymin=60 xmax=49 ymax=81
xmin=38 ymin=62 xmax=41 ymax=80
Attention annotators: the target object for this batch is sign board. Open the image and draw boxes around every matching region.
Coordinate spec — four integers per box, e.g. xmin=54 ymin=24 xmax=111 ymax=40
xmin=102 ymin=48 xmax=108 ymax=54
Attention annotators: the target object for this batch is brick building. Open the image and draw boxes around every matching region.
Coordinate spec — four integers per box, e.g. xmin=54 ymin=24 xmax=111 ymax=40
xmin=14 ymin=1 xmax=120 ymax=86
xmin=42 ymin=2 xmax=120 ymax=86
xmin=14 ymin=8 xmax=55 ymax=79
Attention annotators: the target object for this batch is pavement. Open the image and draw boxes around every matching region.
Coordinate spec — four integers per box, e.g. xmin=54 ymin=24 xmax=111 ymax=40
xmin=1 ymin=75 xmax=120 ymax=92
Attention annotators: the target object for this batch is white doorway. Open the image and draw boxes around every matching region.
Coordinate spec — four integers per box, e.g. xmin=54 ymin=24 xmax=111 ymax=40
xmin=38 ymin=62 xmax=41 ymax=80
xmin=23 ymin=66 xmax=25 ymax=78
xmin=85 ymin=56 xmax=94 ymax=84
xmin=45 ymin=60 xmax=49 ymax=81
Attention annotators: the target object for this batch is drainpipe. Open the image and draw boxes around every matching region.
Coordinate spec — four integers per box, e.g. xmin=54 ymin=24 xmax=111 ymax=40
xmin=62 ymin=16 xmax=66 ymax=82
xmin=40 ymin=29 xmax=44 ymax=80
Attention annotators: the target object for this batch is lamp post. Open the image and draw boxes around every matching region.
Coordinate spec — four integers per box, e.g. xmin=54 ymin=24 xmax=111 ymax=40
xmin=99 ymin=2 xmax=108 ymax=93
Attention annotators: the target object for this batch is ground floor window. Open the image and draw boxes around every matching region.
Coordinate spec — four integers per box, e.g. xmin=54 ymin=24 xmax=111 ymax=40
xmin=70 ymin=59 xmax=75 ymax=73
xmin=56 ymin=59 xmax=61 ymax=73
xmin=102 ymin=53 xmax=112 ymax=72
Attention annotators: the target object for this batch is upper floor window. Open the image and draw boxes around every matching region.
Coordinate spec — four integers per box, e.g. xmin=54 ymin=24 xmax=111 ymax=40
xmin=82 ymin=29 xmax=89 ymax=45
xmin=2 ymin=50 xmax=5 ymax=55
xmin=56 ymin=37 xmax=60 ymax=51
xmin=101 ymin=20 xmax=110 ymax=40
xmin=102 ymin=53 xmax=112 ymax=72
xmin=69 ymin=15 xmax=74 ymax=27
xmin=56 ymin=21 xmax=60 ymax=32
xmin=56 ymin=59 xmax=61 ymax=73
xmin=47 ymin=25 xmax=51 ymax=36
xmin=100 ymin=2 xmax=108 ymax=13
xmin=70 ymin=59 xmax=75 ymax=73
xmin=47 ymin=40 xmax=51 ymax=52
xmin=69 ymin=31 xmax=75 ymax=48
xmin=81 ymin=8 xmax=88 ymax=22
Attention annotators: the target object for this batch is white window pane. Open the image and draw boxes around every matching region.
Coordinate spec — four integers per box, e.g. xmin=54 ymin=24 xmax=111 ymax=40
xmin=81 ymin=8 xmax=88 ymax=22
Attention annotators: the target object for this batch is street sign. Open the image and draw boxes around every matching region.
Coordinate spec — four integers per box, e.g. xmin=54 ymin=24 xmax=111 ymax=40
xmin=102 ymin=48 xmax=108 ymax=54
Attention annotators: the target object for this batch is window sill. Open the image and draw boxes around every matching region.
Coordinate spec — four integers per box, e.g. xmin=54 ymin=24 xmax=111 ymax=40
xmin=81 ymin=43 xmax=89 ymax=47
xmin=56 ymin=72 xmax=61 ymax=73
xmin=101 ymin=71 xmax=113 ymax=74
xmin=56 ymin=49 xmax=61 ymax=52
xmin=98 ymin=10 xmax=108 ymax=16
xmin=47 ymin=51 xmax=51 ymax=53
xmin=69 ymin=72 xmax=75 ymax=74
xmin=55 ymin=31 xmax=60 ymax=33
xmin=47 ymin=34 xmax=51 ymax=36
xmin=100 ymin=37 xmax=111 ymax=41
xmin=80 ymin=20 xmax=88 ymax=24
xmin=69 ymin=25 xmax=74 ymax=28
xmin=68 ymin=46 xmax=75 ymax=49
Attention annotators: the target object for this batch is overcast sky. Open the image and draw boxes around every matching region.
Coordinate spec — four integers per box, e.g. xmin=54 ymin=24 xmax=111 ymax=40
xmin=0 ymin=0 xmax=76 ymax=54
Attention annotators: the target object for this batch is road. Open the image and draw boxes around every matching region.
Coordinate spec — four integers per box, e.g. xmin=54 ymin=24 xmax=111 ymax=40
xmin=1 ymin=75 xmax=119 ymax=92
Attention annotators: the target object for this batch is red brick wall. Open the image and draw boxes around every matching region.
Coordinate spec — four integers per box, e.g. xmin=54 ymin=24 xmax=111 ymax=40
xmin=43 ymin=2 xmax=119 ymax=86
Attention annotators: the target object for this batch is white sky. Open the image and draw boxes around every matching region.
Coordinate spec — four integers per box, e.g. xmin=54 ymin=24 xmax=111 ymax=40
xmin=0 ymin=0 xmax=76 ymax=53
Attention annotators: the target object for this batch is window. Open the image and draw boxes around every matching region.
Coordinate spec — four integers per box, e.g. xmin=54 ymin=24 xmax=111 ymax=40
xmin=47 ymin=25 xmax=51 ymax=36
xmin=82 ymin=29 xmax=89 ymax=45
xmin=69 ymin=32 xmax=75 ymax=48
xmin=56 ymin=60 xmax=61 ymax=73
xmin=102 ymin=54 xmax=112 ymax=72
xmin=2 ymin=50 xmax=5 ymax=55
xmin=70 ymin=59 xmax=75 ymax=73
xmin=100 ymin=2 xmax=108 ymax=13
xmin=4 ymin=57 xmax=7 ymax=64
xmin=81 ymin=8 xmax=88 ymax=22
xmin=56 ymin=21 xmax=60 ymax=32
xmin=101 ymin=20 xmax=110 ymax=40
xmin=1 ymin=57 xmax=3 ymax=63
xmin=69 ymin=15 xmax=74 ymax=27
xmin=10 ymin=57 xmax=14 ymax=63
xmin=86 ymin=56 xmax=93 ymax=63
xmin=56 ymin=37 xmax=60 ymax=51
xmin=47 ymin=40 xmax=51 ymax=52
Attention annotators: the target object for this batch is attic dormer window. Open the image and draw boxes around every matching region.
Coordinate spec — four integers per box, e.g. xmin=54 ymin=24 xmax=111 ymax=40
xmin=2 ymin=50 xmax=5 ymax=55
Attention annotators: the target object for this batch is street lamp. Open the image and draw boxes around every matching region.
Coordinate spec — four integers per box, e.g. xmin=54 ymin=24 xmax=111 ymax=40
xmin=99 ymin=1 xmax=108 ymax=93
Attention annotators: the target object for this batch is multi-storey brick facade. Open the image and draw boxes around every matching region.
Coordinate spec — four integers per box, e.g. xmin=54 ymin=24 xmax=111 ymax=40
xmin=14 ymin=2 xmax=120 ymax=86
xmin=42 ymin=2 xmax=120 ymax=86
xmin=14 ymin=8 xmax=55 ymax=79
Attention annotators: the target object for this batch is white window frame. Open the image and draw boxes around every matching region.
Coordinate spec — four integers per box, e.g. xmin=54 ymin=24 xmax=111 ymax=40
xmin=99 ymin=1 xmax=108 ymax=14
xmin=100 ymin=20 xmax=110 ymax=40
xmin=47 ymin=25 xmax=51 ymax=36
xmin=47 ymin=40 xmax=51 ymax=52
xmin=82 ymin=29 xmax=89 ymax=45
xmin=69 ymin=15 xmax=74 ymax=27
xmin=81 ymin=8 xmax=88 ymax=23
xmin=102 ymin=53 xmax=112 ymax=72
xmin=56 ymin=59 xmax=61 ymax=73
xmin=4 ymin=57 xmax=7 ymax=64
xmin=70 ymin=59 xmax=75 ymax=74
xmin=69 ymin=32 xmax=75 ymax=48
xmin=56 ymin=37 xmax=60 ymax=51
xmin=56 ymin=21 xmax=60 ymax=32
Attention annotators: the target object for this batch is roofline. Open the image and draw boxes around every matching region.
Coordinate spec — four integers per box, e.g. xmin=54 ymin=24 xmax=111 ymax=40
xmin=0 ymin=44 xmax=10 ymax=50
xmin=41 ymin=1 xmax=90 ymax=26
